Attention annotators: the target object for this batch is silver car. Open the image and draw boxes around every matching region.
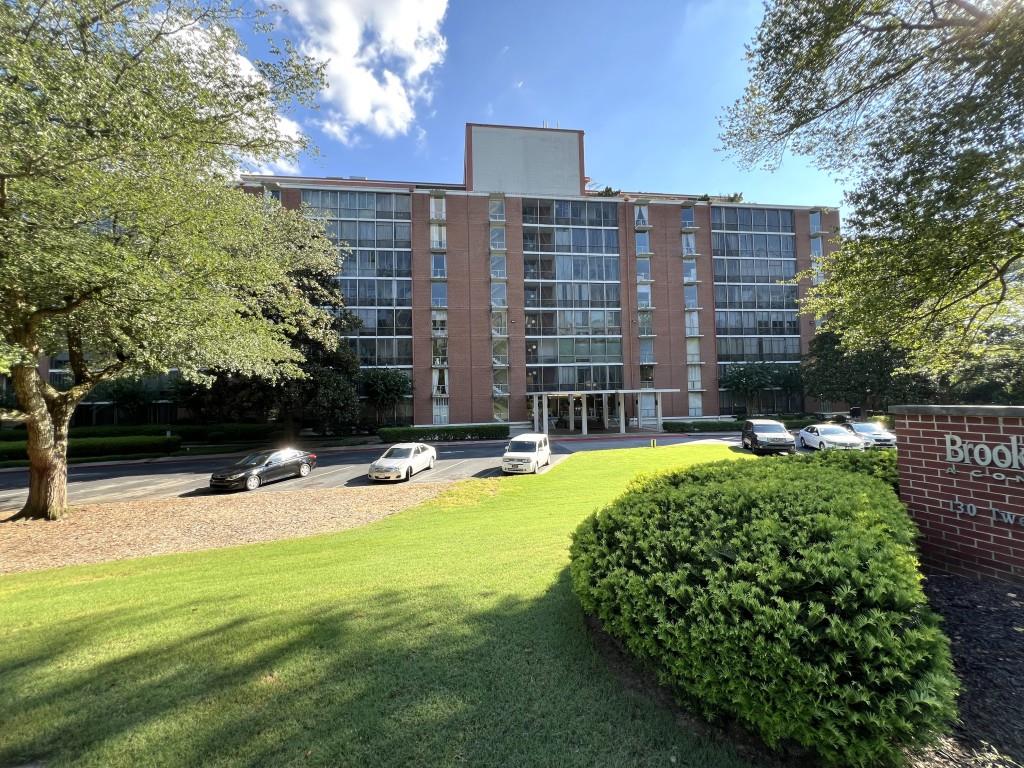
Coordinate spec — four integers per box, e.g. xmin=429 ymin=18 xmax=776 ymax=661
xmin=798 ymin=424 xmax=866 ymax=451
xmin=843 ymin=421 xmax=897 ymax=448
xmin=368 ymin=443 xmax=437 ymax=482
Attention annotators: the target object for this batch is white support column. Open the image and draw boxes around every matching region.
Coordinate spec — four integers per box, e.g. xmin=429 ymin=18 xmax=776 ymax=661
xmin=601 ymin=394 xmax=609 ymax=430
xmin=618 ymin=392 xmax=626 ymax=434
xmin=656 ymin=392 xmax=663 ymax=432
xmin=581 ymin=395 xmax=588 ymax=436
xmin=568 ymin=396 xmax=575 ymax=432
xmin=533 ymin=395 xmax=539 ymax=432
xmin=542 ymin=394 xmax=549 ymax=435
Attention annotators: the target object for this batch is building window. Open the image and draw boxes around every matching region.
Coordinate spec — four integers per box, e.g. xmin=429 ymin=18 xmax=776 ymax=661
xmin=684 ymin=285 xmax=699 ymax=309
xmin=432 ymin=396 xmax=449 ymax=425
xmin=680 ymin=206 xmax=695 ymax=228
xmin=687 ymin=364 xmax=702 ymax=390
xmin=639 ymin=338 xmax=655 ymax=365
xmin=634 ymin=205 xmax=649 ymax=228
xmin=636 ymin=257 xmax=652 ymax=281
xmin=491 ymin=310 xmax=508 ymax=336
xmin=686 ymin=338 xmax=701 ymax=363
xmin=266 ymin=188 xmax=282 ymax=201
xmin=492 ymin=368 xmax=509 ymax=396
xmin=688 ymin=392 xmax=703 ymax=417
xmin=431 ymin=282 xmax=447 ymax=308
xmin=637 ymin=284 xmax=652 ymax=309
xmin=432 ymin=337 xmax=447 ymax=367
xmin=682 ymin=232 xmax=697 ymax=256
xmin=431 ymin=252 xmax=446 ymax=279
xmin=640 ymin=366 xmax=655 ymax=389
xmin=490 ymin=225 xmax=506 ymax=251
xmin=638 ymin=310 xmax=654 ymax=336
xmin=809 ymin=210 xmax=822 ymax=234
xmin=493 ymin=397 xmax=509 ymax=422
xmin=432 ymin=367 xmax=448 ymax=396
xmin=685 ymin=309 xmax=700 ymax=336
xmin=635 ymin=231 xmax=651 ymax=254
xmin=682 ymin=259 xmax=697 ymax=284
xmin=490 ymin=253 xmax=507 ymax=279
xmin=491 ymin=282 xmax=507 ymax=308
xmin=430 ymin=223 xmax=446 ymax=250
xmin=489 ymin=197 xmax=506 ymax=222
xmin=430 ymin=196 xmax=446 ymax=220
xmin=492 ymin=338 xmax=509 ymax=366
xmin=811 ymin=236 xmax=823 ymax=258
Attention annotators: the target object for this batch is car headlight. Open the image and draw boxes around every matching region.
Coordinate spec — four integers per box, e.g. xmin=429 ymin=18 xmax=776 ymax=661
xmin=226 ymin=472 xmax=245 ymax=480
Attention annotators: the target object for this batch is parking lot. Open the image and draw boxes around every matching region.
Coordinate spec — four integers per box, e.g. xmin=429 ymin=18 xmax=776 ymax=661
xmin=0 ymin=434 xmax=742 ymax=513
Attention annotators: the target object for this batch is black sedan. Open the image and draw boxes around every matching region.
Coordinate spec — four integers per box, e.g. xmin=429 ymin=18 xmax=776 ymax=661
xmin=209 ymin=448 xmax=317 ymax=491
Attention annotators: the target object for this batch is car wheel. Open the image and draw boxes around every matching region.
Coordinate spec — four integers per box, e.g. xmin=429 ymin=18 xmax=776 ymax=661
xmin=742 ymin=437 xmax=749 ymax=449
xmin=818 ymin=443 xmax=827 ymax=451
xmin=298 ymin=462 xmax=311 ymax=478
xmin=798 ymin=436 xmax=805 ymax=449
xmin=428 ymin=456 xmax=435 ymax=470
xmin=405 ymin=467 xmax=412 ymax=482
xmin=244 ymin=474 xmax=261 ymax=491
xmin=545 ymin=454 xmax=551 ymax=466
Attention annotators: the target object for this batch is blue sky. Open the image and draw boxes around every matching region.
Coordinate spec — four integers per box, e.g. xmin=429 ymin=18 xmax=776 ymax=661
xmin=246 ymin=0 xmax=844 ymax=207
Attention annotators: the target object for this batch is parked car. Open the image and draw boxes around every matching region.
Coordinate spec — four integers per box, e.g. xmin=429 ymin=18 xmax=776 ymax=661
xmin=843 ymin=421 xmax=897 ymax=448
xmin=209 ymin=448 xmax=317 ymax=491
xmin=501 ymin=433 xmax=551 ymax=474
xmin=741 ymin=419 xmax=796 ymax=454
xmin=368 ymin=443 xmax=436 ymax=482
xmin=797 ymin=424 xmax=866 ymax=451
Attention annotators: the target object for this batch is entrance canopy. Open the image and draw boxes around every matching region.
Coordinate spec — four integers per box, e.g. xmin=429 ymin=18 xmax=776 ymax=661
xmin=529 ymin=389 xmax=679 ymax=435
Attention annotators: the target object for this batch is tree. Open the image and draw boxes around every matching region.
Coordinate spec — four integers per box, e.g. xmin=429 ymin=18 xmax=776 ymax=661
xmin=0 ymin=1 xmax=333 ymax=519
xmin=359 ymin=368 xmax=411 ymax=426
xmin=721 ymin=1 xmax=1024 ymax=373
xmin=801 ymin=332 xmax=933 ymax=411
xmin=719 ymin=364 xmax=774 ymax=416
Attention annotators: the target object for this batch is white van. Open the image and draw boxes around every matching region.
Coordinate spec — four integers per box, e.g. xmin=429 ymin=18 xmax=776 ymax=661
xmin=501 ymin=433 xmax=551 ymax=474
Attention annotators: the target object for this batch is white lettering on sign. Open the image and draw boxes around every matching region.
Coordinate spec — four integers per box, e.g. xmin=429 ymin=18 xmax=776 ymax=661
xmin=947 ymin=496 xmax=1024 ymax=527
xmin=944 ymin=434 xmax=1024 ymax=469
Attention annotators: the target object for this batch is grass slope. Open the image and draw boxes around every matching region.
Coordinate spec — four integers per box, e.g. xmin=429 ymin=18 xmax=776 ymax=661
xmin=0 ymin=444 xmax=752 ymax=768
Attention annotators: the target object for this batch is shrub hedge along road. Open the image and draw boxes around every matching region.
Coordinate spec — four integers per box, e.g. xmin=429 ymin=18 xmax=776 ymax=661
xmin=570 ymin=459 xmax=957 ymax=767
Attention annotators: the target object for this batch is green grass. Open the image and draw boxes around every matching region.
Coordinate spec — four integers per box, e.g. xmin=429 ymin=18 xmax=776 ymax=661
xmin=0 ymin=444 xmax=753 ymax=768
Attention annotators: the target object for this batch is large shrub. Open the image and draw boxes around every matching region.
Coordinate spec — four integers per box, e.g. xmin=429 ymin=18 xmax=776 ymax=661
xmin=378 ymin=424 xmax=509 ymax=442
xmin=799 ymin=447 xmax=898 ymax=493
xmin=0 ymin=435 xmax=182 ymax=461
xmin=570 ymin=460 xmax=956 ymax=767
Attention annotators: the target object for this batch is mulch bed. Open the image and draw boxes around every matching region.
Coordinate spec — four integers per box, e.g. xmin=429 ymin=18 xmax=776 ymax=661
xmin=586 ymin=570 xmax=1024 ymax=768
xmin=0 ymin=484 xmax=448 ymax=574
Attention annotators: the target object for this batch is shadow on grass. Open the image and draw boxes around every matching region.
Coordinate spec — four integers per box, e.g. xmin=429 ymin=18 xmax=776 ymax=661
xmin=0 ymin=570 xmax=752 ymax=768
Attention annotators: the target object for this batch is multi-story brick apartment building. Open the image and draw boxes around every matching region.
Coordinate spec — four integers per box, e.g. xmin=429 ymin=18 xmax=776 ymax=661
xmin=241 ymin=123 xmax=839 ymax=433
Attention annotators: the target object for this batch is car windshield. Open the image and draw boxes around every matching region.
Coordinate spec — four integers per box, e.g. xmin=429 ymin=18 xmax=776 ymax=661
xmin=754 ymin=424 xmax=787 ymax=433
xmin=507 ymin=440 xmax=538 ymax=453
xmin=820 ymin=426 xmax=849 ymax=436
xmin=382 ymin=447 xmax=413 ymax=459
xmin=852 ymin=423 xmax=884 ymax=434
xmin=236 ymin=451 xmax=274 ymax=466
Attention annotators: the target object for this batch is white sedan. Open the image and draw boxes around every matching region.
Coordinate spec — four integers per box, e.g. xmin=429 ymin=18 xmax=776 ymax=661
xmin=797 ymin=424 xmax=866 ymax=451
xmin=368 ymin=442 xmax=437 ymax=482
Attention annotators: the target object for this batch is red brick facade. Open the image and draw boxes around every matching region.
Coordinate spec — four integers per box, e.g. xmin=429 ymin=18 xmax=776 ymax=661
xmin=892 ymin=405 xmax=1024 ymax=582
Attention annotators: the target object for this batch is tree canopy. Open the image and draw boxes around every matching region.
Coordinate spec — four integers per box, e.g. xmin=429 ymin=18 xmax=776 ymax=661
xmin=722 ymin=0 xmax=1023 ymax=374
xmin=0 ymin=0 xmax=334 ymax=518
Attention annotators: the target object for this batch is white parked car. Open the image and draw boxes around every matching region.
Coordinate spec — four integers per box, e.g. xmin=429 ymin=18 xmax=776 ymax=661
xmin=368 ymin=442 xmax=436 ymax=482
xmin=501 ymin=433 xmax=551 ymax=474
xmin=843 ymin=421 xmax=897 ymax=448
xmin=797 ymin=424 xmax=866 ymax=451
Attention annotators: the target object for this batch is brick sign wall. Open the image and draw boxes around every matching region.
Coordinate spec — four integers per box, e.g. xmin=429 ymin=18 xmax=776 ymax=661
xmin=891 ymin=405 xmax=1024 ymax=582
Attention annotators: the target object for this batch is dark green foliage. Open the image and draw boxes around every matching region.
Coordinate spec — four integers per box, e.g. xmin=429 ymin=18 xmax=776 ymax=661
xmin=662 ymin=420 xmax=741 ymax=433
xmin=798 ymin=447 xmax=899 ymax=493
xmin=0 ymin=435 xmax=181 ymax=461
xmin=570 ymin=460 xmax=957 ymax=767
xmin=0 ymin=423 xmax=286 ymax=443
xmin=378 ymin=424 xmax=509 ymax=442
xmin=359 ymin=368 xmax=412 ymax=425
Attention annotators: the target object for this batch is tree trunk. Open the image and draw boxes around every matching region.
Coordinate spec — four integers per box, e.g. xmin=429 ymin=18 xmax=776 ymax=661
xmin=9 ymin=363 xmax=76 ymax=521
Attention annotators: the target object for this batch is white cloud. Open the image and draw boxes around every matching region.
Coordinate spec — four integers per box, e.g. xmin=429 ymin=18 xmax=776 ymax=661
xmin=513 ymin=80 xmax=524 ymax=89
xmin=283 ymin=0 xmax=449 ymax=144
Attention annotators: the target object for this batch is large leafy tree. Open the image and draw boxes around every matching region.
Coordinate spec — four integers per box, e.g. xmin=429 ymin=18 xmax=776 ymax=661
xmin=719 ymin=363 xmax=775 ymax=415
xmin=359 ymin=368 xmax=412 ymax=426
xmin=0 ymin=0 xmax=335 ymax=519
xmin=721 ymin=0 xmax=1023 ymax=372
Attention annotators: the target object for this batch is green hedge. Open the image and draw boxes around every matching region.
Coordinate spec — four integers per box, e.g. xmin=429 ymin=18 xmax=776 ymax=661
xmin=0 ymin=423 xmax=285 ymax=443
xmin=798 ymin=447 xmax=898 ymax=493
xmin=662 ymin=420 xmax=741 ymax=433
xmin=378 ymin=424 xmax=510 ymax=442
xmin=0 ymin=435 xmax=182 ymax=461
xmin=570 ymin=460 xmax=956 ymax=767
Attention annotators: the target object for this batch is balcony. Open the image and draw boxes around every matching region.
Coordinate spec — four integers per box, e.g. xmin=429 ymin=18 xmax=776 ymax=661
xmin=640 ymin=381 xmax=655 ymax=390
xmin=432 ymin=385 xmax=448 ymax=396
xmin=685 ymin=327 xmax=701 ymax=337
xmin=432 ymin=356 xmax=447 ymax=367
xmin=492 ymin=355 xmax=509 ymax=367
xmin=431 ymin=298 xmax=447 ymax=308
xmin=431 ymin=325 xmax=447 ymax=337
xmin=490 ymin=268 xmax=507 ymax=279
xmin=637 ymin=300 xmax=652 ymax=309
xmin=686 ymin=353 xmax=703 ymax=363
xmin=638 ymin=327 xmax=655 ymax=337
xmin=636 ymin=272 xmax=653 ymax=283
xmin=492 ymin=384 xmax=510 ymax=396
xmin=431 ymin=239 xmax=447 ymax=250
xmin=491 ymin=325 xmax=508 ymax=337
xmin=431 ymin=268 xmax=447 ymax=279
xmin=639 ymin=353 xmax=656 ymax=364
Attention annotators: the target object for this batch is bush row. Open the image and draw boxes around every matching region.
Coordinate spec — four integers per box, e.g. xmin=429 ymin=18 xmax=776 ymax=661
xmin=378 ymin=424 xmax=510 ymax=443
xmin=797 ymin=446 xmax=899 ymax=493
xmin=570 ymin=459 xmax=956 ymax=767
xmin=0 ymin=435 xmax=183 ymax=461
xmin=0 ymin=422 xmax=284 ymax=443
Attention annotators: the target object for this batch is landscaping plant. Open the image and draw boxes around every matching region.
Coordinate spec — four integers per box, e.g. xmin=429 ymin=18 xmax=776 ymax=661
xmin=570 ymin=459 xmax=957 ymax=767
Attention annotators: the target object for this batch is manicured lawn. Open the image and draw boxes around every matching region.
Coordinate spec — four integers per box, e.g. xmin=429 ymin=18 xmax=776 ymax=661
xmin=0 ymin=444 xmax=752 ymax=768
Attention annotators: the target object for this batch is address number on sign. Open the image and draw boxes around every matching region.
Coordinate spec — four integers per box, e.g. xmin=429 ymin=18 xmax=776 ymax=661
xmin=945 ymin=496 xmax=1024 ymax=527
